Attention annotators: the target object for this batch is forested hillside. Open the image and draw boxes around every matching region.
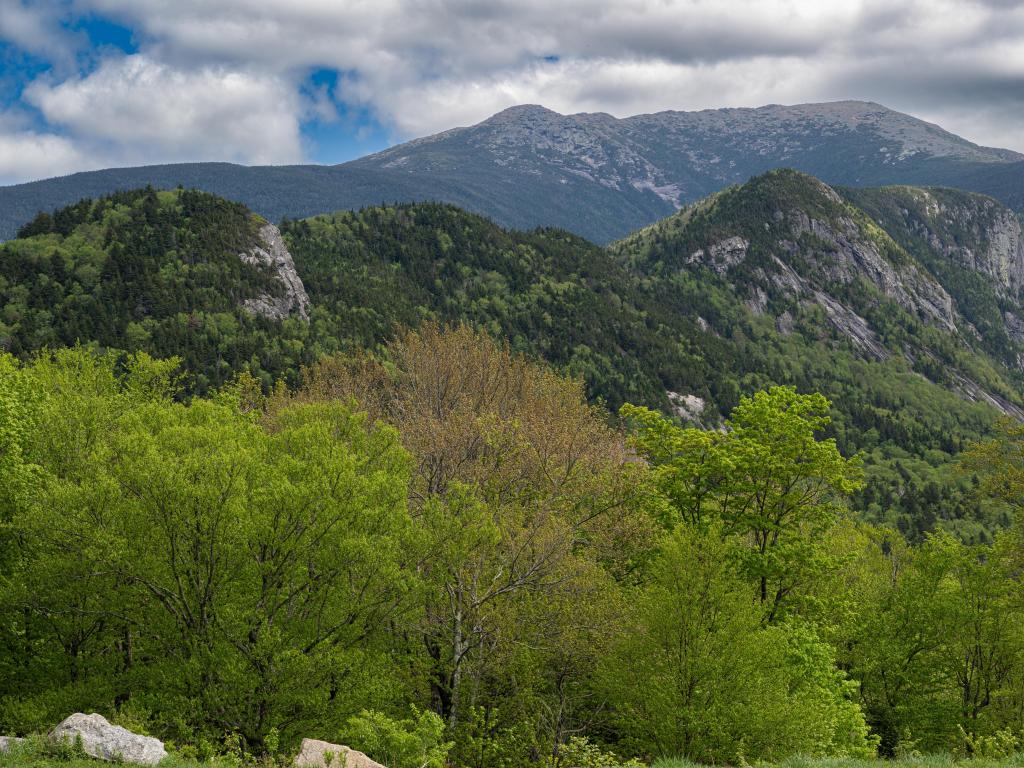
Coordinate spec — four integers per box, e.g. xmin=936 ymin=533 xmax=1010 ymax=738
xmin=2 ymin=174 xmax=1024 ymax=767
xmin=0 ymin=188 xmax=310 ymax=394
xmin=2 ymin=173 xmax=1023 ymax=543
xmin=1 ymin=332 xmax=1022 ymax=768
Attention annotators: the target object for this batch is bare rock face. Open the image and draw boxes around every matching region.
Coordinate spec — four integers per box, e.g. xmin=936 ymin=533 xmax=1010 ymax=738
xmin=813 ymin=291 xmax=889 ymax=362
xmin=983 ymin=209 xmax=1024 ymax=293
xmin=787 ymin=210 xmax=957 ymax=333
xmin=667 ymin=391 xmax=706 ymax=424
xmin=240 ymin=223 xmax=311 ymax=322
xmin=294 ymin=739 xmax=385 ymax=768
xmin=50 ymin=713 xmax=167 ymax=765
xmin=909 ymin=190 xmax=1024 ymax=297
xmin=687 ymin=236 xmax=749 ymax=276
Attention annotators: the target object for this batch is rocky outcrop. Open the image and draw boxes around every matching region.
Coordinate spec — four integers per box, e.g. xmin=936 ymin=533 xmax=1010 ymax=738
xmin=294 ymin=738 xmax=385 ymax=768
xmin=1005 ymin=311 xmax=1024 ymax=345
xmin=687 ymin=236 xmax=750 ymax=275
xmin=908 ymin=190 xmax=1024 ymax=297
xmin=813 ymin=291 xmax=889 ymax=362
xmin=948 ymin=372 xmax=1024 ymax=420
xmin=667 ymin=391 xmax=707 ymax=424
xmin=369 ymin=101 xmax=1021 ymax=224
xmin=240 ymin=223 xmax=311 ymax=322
xmin=786 ymin=210 xmax=957 ymax=333
xmin=50 ymin=713 xmax=167 ymax=765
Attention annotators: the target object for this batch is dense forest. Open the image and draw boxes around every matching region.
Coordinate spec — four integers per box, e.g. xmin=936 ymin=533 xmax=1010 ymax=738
xmin=2 ymin=181 xmax=1019 ymax=541
xmin=0 ymin=330 xmax=1022 ymax=768
xmin=2 ymin=178 xmax=1024 ymax=767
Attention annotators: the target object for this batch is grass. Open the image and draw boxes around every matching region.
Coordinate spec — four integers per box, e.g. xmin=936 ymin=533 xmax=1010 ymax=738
xmin=3 ymin=741 xmax=1023 ymax=768
xmin=651 ymin=756 xmax=1024 ymax=768
xmin=0 ymin=736 xmax=207 ymax=768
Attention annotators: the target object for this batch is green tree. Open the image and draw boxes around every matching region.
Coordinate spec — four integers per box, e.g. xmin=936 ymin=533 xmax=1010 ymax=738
xmin=299 ymin=325 xmax=656 ymax=763
xmin=623 ymin=386 xmax=863 ymax=619
xmin=3 ymin=350 xmax=417 ymax=749
xmin=0 ymin=354 xmax=36 ymax=565
xmin=602 ymin=525 xmax=875 ymax=762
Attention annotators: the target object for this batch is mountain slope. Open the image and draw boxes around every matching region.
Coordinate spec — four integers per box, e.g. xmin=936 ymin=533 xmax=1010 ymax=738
xmin=841 ymin=184 xmax=1024 ymax=364
xmin=0 ymin=188 xmax=313 ymax=393
xmin=2 ymin=100 xmax=1023 ymax=242
xmin=616 ymin=170 xmax=1024 ymax=412
xmin=3 ymin=174 xmax=1023 ymax=539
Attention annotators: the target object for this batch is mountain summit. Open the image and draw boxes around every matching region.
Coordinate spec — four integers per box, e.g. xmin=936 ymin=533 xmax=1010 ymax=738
xmin=1 ymin=100 xmax=1022 ymax=242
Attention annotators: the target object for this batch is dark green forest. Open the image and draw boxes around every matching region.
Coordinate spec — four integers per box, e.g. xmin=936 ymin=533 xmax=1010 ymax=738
xmin=1 ymin=178 xmax=1024 ymax=767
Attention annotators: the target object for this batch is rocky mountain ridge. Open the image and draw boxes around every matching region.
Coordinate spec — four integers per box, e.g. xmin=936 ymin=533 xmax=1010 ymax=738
xmin=371 ymin=101 xmax=1020 ymax=211
xmin=2 ymin=101 xmax=1023 ymax=243
xmin=616 ymin=170 xmax=1024 ymax=416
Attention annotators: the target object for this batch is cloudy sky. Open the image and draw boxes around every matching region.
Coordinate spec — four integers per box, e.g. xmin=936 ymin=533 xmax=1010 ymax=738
xmin=0 ymin=0 xmax=1022 ymax=185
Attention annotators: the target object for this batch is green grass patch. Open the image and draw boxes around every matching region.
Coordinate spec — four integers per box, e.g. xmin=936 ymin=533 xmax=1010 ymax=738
xmin=652 ymin=756 xmax=1024 ymax=768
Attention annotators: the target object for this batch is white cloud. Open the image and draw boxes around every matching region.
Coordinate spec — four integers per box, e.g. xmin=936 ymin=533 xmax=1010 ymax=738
xmin=24 ymin=55 xmax=304 ymax=166
xmin=69 ymin=0 xmax=1024 ymax=152
xmin=0 ymin=1 xmax=79 ymax=67
xmin=3 ymin=0 xmax=1024 ymax=183
xmin=0 ymin=130 xmax=95 ymax=185
xmin=346 ymin=55 xmax=838 ymax=137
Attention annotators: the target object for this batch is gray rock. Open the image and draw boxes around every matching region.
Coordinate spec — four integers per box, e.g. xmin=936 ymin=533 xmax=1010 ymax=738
xmin=0 ymin=736 xmax=25 ymax=752
xmin=688 ymin=235 xmax=749 ymax=276
xmin=910 ymin=189 xmax=1024 ymax=297
xmin=776 ymin=310 xmax=795 ymax=335
xmin=745 ymin=285 xmax=769 ymax=315
xmin=667 ymin=391 xmax=706 ymax=425
xmin=813 ymin=291 xmax=889 ymax=362
xmin=948 ymin=371 xmax=1024 ymax=420
xmin=50 ymin=713 xmax=167 ymax=765
xmin=1005 ymin=310 xmax=1024 ymax=344
xmin=788 ymin=209 xmax=957 ymax=333
xmin=294 ymin=738 xmax=385 ymax=768
xmin=239 ymin=223 xmax=311 ymax=322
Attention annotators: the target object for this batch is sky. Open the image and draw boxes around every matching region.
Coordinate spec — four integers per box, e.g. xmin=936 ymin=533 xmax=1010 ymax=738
xmin=0 ymin=0 xmax=1023 ymax=185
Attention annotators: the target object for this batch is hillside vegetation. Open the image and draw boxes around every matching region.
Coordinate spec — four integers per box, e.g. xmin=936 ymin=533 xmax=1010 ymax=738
xmin=1 ymin=334 xmax=1023 ymax=767
xmin=4 ymin=174 xmax=1024 ymax=542
xmin=3 ymin=171 xmax=1024 ymax=766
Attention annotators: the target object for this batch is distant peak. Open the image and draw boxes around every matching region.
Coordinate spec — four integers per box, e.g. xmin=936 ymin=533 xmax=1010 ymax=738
xmin=485 ymin=104 xmax=563 ymax=121
xmin=801 ymin=99 xmax=891 ymax=110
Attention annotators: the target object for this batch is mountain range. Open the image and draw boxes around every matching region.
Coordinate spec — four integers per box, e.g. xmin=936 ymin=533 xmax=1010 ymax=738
xmin=2 ymin=100 xmax=1023 ymax=243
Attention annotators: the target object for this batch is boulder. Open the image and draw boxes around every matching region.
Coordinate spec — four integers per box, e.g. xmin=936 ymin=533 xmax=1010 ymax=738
xmin=294 ymin=738 xmax=385 ymax=768
xmin=0 ymin=736 xmax=25 ymax=752
xmin=50 ymin=713 xmax=167 ymax=765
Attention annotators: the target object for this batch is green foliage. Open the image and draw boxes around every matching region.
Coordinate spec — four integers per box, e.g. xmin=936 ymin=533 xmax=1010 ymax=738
xmin=608 ymin=390 xmax=876 ymax=763
xmin=281 ymin=203 xmax=691 ymax=411
xmin=623 ymin=387 xmax=862 ymax=617
xmin=1 ymin=339 xmax=1024 ymax=767
xmin=344 ymin=709 xmax=452 ymax=768
xmin=0 ymin=348 xmax=416 ymax=750
xmin=4 ymin=179 xmax=1023 ymax=539
xmin=548 ymin=737 xmax=642 ymax=768
xmin=6 ymin=174 xmax=1024 ymax=768
xmin=958 ymin=727 xmax=1021 ymax=760
xmin=0 ymin=353 xmax=37 ymax=566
